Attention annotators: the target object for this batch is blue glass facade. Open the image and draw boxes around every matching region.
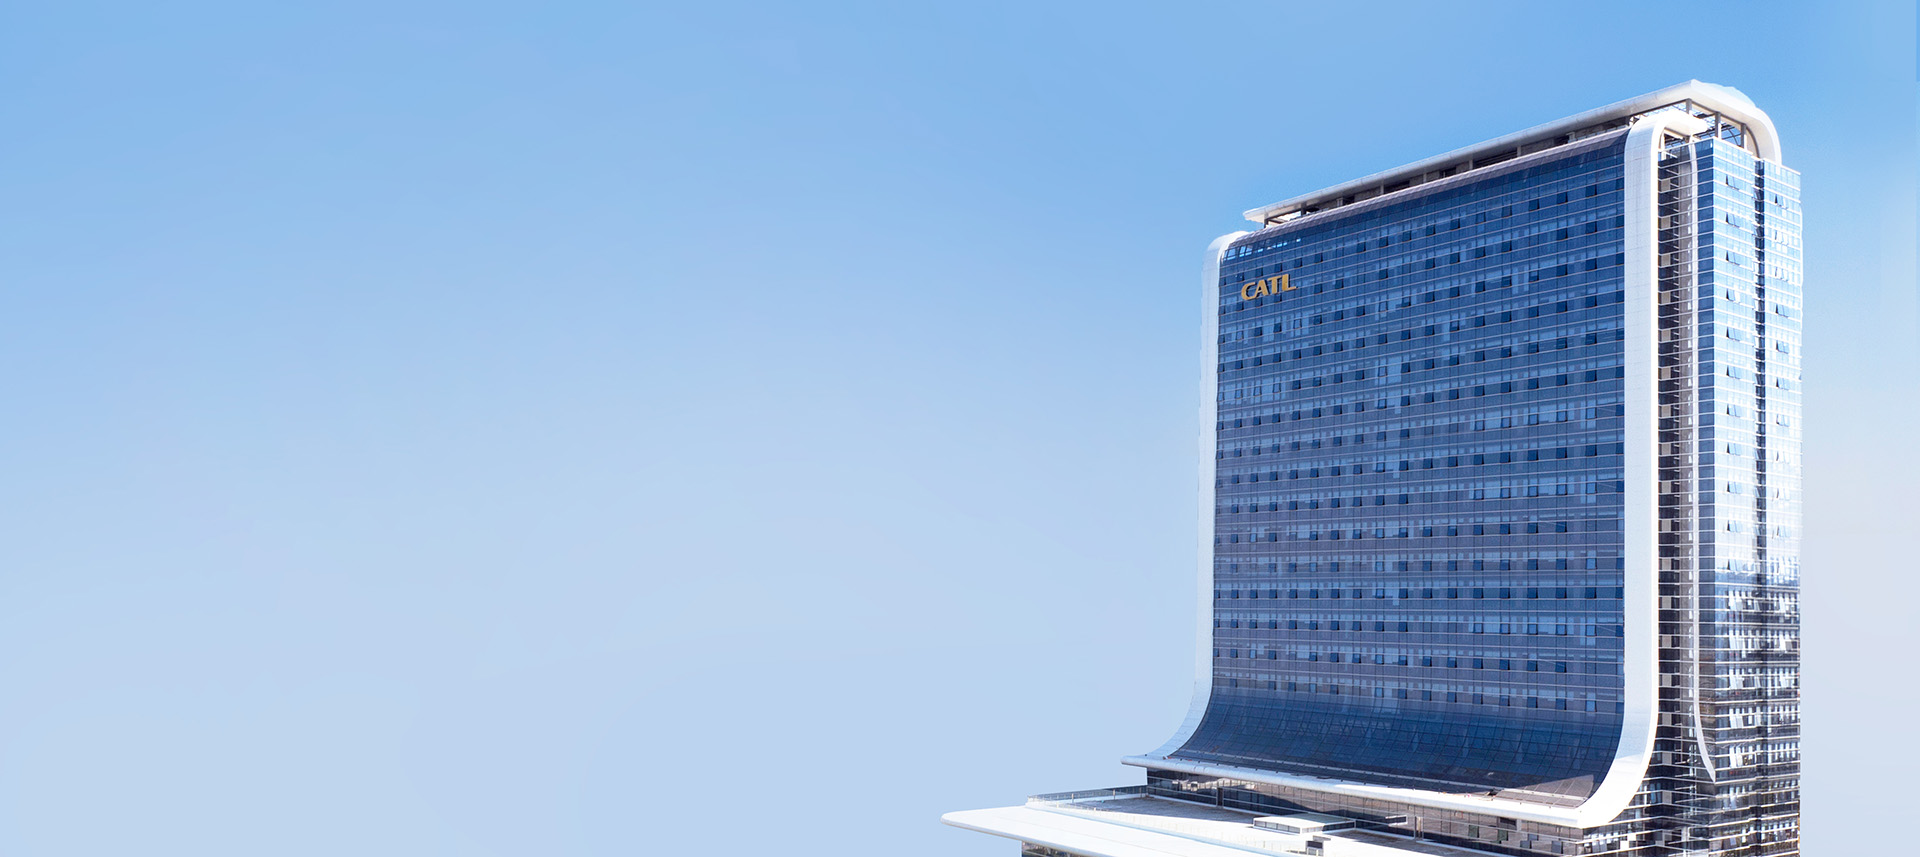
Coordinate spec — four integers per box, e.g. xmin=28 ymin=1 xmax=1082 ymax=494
xmin=1176 ymin=133 xmax=1635 ymax=800
xmin=1630 ymin=132 xmax=1802 ymax=854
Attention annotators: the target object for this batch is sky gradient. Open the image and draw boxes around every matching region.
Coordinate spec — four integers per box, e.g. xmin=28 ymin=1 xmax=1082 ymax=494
xmin=1 ymin=2 xmax=1914 ymax=855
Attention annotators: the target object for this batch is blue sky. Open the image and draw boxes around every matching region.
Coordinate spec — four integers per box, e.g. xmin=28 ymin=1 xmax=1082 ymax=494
xmin=0 ymin=2 xmax=1913 ymax=855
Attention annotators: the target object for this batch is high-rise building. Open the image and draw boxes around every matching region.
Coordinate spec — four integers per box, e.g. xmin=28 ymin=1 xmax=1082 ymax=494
xmin=946 ymin=81 xmax=1801 ymax=857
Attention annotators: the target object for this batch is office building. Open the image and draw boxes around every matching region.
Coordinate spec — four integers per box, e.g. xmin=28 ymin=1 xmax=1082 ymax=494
xmin=946 ymin=81 xmax=1801 ymax=856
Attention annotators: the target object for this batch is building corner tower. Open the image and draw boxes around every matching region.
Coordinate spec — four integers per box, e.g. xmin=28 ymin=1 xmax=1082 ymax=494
xmin=945 ymin=81 xmax=1801 ymax=857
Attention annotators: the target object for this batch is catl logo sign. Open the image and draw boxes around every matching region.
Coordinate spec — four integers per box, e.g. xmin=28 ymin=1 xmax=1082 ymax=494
xmin=1239 ymin=273 xmax=1293 ymax=300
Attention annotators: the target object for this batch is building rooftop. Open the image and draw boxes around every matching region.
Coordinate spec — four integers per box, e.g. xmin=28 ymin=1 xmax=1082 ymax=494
xmin=1241 ymin=80 xmax=1778 ymax=228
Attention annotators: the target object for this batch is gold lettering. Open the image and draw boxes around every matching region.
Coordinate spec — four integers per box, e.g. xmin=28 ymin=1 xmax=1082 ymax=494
xmin=1240 ymin=275 xmax=1293 ymax=300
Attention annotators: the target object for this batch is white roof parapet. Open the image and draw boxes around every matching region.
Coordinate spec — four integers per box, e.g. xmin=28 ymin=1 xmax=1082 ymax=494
xmin=1242 ymin=80 xmax=1780 ymax=226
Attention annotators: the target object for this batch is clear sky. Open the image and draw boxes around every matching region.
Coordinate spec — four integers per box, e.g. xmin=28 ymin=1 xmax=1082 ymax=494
xmin=0 ymin=2 xmax=1912 ymax=855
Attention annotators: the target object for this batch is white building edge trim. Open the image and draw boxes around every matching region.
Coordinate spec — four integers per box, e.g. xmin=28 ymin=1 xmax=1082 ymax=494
xmin=1586 ymin=104 xmax=1713 ymax=829
xmin=1145 ymin=230 xmax=1248 ymax=759
xmin=1133 ymin=93 xmax=1781 ymax=831
xmin=1241 ymin=80 xmax=1780 ymax=226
